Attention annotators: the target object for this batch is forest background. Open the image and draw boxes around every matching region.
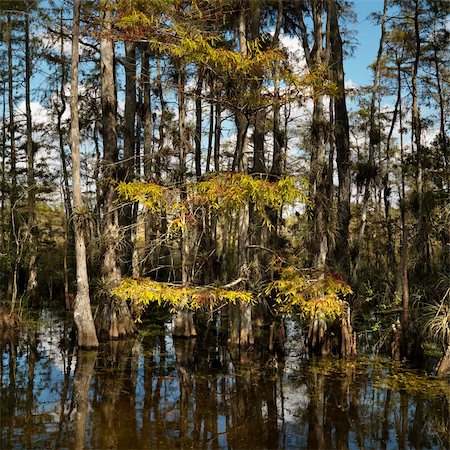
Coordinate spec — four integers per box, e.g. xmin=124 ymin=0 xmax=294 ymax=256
xmin=0 ymin=0 xmax=449 ymax=375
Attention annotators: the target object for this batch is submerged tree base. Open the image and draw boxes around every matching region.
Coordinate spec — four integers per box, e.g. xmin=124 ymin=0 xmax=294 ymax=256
xmin=436 ymin=344 xmax=450 ymax=378
xmin=0 ymin=307 xmax=22 ymax=329
xmin=95 ymin=296 xmax=136 ymax=341
xmin=173 ymin=308 xmax=197 ymax=338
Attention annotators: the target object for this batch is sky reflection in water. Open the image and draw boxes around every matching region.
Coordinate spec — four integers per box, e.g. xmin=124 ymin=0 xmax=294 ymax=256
xmin=0 ymin=308 xmax=449 ymax=449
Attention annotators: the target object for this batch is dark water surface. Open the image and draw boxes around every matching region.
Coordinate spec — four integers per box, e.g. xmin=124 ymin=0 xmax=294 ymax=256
xmin=1 ymin=308 xmax=449 ymax=449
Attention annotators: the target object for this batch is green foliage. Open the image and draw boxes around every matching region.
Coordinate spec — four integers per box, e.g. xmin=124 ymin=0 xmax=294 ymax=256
xmin=113 ymin=277 xmax=255 ymax=314
xmin=266 ymin=267 xmax=353 ymax=322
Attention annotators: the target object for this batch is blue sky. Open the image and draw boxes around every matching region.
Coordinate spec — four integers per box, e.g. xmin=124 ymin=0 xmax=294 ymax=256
xmin=345 ymin=0 xmax=384 ymax=87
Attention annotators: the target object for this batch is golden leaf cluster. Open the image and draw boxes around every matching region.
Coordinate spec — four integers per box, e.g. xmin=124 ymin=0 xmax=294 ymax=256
xmin=113 ymin=277 xmax=255 ymax=313
xmin=266 ymin=267 xmax=353 ymax=322
xmin=117 ymin=174 xmax=307 ymax=228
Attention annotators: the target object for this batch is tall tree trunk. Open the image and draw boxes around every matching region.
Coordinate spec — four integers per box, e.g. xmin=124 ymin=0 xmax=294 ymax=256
xmin=1 ymin=87 xmax=7 ymax=276
xmin=122 ymin=41 xmax=137 ymax=276
xmin=397 ymin=59 xmax=412 ymax=359
xmin=100 ymin=0 xmax=120 ymax=289
xmin=231 ymin=5 xmax=253 ymax=348
xmin=271 ymin=0 xmax=284 ymax=178
xmin=206 ymin=78 xmax=214 ymax=173
xmin=57 ymin=10 xmax=73 ymax=308
xmin=25 ymin=9 xmax=38 ymax=300
xmin=329 ymin=0 xmax=351 ymax=275
xmin=141 ymin=48 xmax=154 ymax=278
xmin=310 ymin=1 xmax=329 ymax=271
xmin=214 ymin=99 xmax=221 ymax=172
xmin=411 ymin=0 xmax=428 ymax=273
xmin=383 ymin=56 xmax=401 ymax=278
xmin=195 ymin=68 xmax=203 ymax=180
xmin=173 ymin=63 xmax=196 ymax=338
xmin=70 ymin=0 xmax=98 ymax=349
xmin=96 ymin=0 xmax=136 ymax=340
xmin=7 ymin=16 xmax=18 ymax=307
xmin=432 ymin=24 xmax=449 ymax=268
xmin=142 ymin=49 xmax=153 ymax=180
xmin=352 ymin=0 xmax=387 ymax=284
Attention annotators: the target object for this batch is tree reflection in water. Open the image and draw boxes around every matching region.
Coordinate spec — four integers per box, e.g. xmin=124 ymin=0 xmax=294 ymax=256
xmin=0 ymin=309 xmax=449 ymax=449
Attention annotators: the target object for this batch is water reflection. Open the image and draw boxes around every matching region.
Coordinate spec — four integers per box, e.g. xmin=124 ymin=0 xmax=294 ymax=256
xmin=0 ymin=309 xmax=449 ymax=449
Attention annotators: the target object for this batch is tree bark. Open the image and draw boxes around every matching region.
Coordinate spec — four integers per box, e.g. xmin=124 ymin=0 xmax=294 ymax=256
xmin=25 ymin=8 xmax=38 ymax=300
xmin=195 ymin=68 xmax=203 ymax=180
xmin=57 ymin=10 xmax=73 ymax=308
xmin=231 ymin=5 xmax=253 ymax=348
xmin=96 ymin=0 xmax=136 ymax=340
xmin=100 ymin=0 xmax=120 ymax=289
xmin=173 ymin=62 xmax=196 ymax=338
xmin=411 ymin=0 xmax=428 ymax=273
xmin=6 ymin=16 xmax=18 ymax=307
xmin=271 ymin=0 xmax=284 ymax=178
xmin=122 ymin=41 xmax=137 ymax=276
xmin=351 ymin=0 xmax=387 ymax=284
xmin=329 ymin=0 xmax=351 ymax=275
xmin=70 ymin=0 xmax=98 ymax=349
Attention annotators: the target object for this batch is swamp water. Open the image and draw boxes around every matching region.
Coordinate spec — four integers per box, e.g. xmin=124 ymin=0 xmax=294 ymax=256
xmin=0 ymin=307 xmax=449 ymax=449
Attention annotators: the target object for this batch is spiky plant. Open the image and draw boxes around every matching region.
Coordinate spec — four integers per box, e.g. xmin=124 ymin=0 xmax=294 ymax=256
xmin=423 ymin=287 xmax=450 ymax=349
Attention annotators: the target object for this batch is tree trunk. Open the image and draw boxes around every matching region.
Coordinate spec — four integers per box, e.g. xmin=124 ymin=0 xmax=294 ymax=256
xmin=301 ymin=0 xmax=329 ymax=271
xmin=122 ymin=41 xmax=137 ymax=276
xmin=173 ymin=63 xmax=196 ymax=338
xmin=329 ymin=0 xmax=351 ymax=275
xmin=141 ymin=48 xmax=154 ymax=279
xmin=70 ymin=0 xmax=98 ymax=349
xmin=436 ymin=344 xmax=450 ymax=378
xmin=57 ymin=10 xmax=73 ymax=309
xmin=271 ymin=0 xmax=284 ymax=178
xmin=25 ymin=9 xmax=38 ymax=300
xmin=195 ymin=68 xmax=203 ymax=180
xmin=432 ymin=25 xmax=450 ymax=268
xmin=100 ymin=0 xmax=121 ymax=289
xmin=96 ymin=0 xmax=136 ymax=340
xmin=214 ymin=100 xmax=221 ymax=172
xmin=399 ymin=226 xmax=416 ymax=360
xmin=383 ymin=58 xmax=401 ymax=277
xmin=411 ymin=0 xmax=428 ymax=274
xmin=7 ymin=16 xmax=18 ymax=307
xmin=206 ymin=79 xmax=214 ymax=173
xmin=230 ymin=6 xmax=253 ymax=348
xmin=352 ymin=0 xmax=387 ymax=284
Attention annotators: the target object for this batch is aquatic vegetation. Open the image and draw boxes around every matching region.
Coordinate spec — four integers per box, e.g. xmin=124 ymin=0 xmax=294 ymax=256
xmin=300 ymin=356 xmax=449 ymax=396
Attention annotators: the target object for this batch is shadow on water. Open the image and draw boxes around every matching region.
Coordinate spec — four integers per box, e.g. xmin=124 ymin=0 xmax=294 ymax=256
xmin=1 ymin=307 xmax=449 ymax=449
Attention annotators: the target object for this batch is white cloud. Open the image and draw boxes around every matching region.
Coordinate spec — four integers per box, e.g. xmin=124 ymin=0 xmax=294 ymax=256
xmin=345 ymin=79 xmax=359 ymax=90
xmin=279 ymin=34 xmax=306 ymax=67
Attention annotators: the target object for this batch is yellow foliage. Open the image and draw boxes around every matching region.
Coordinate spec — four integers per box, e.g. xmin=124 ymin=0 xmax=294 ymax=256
xmin=194 ymin=174 xmax=307 ymax=218
xmin=116 ymin=174 xmax=308 ymax=228
xmin=266 ymin=267 xmax=353 ymax=322
xmin=113 ymin=277 xmax=255 ymax=312
xmin=116 ymin=181 xmax=168 ymax=213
